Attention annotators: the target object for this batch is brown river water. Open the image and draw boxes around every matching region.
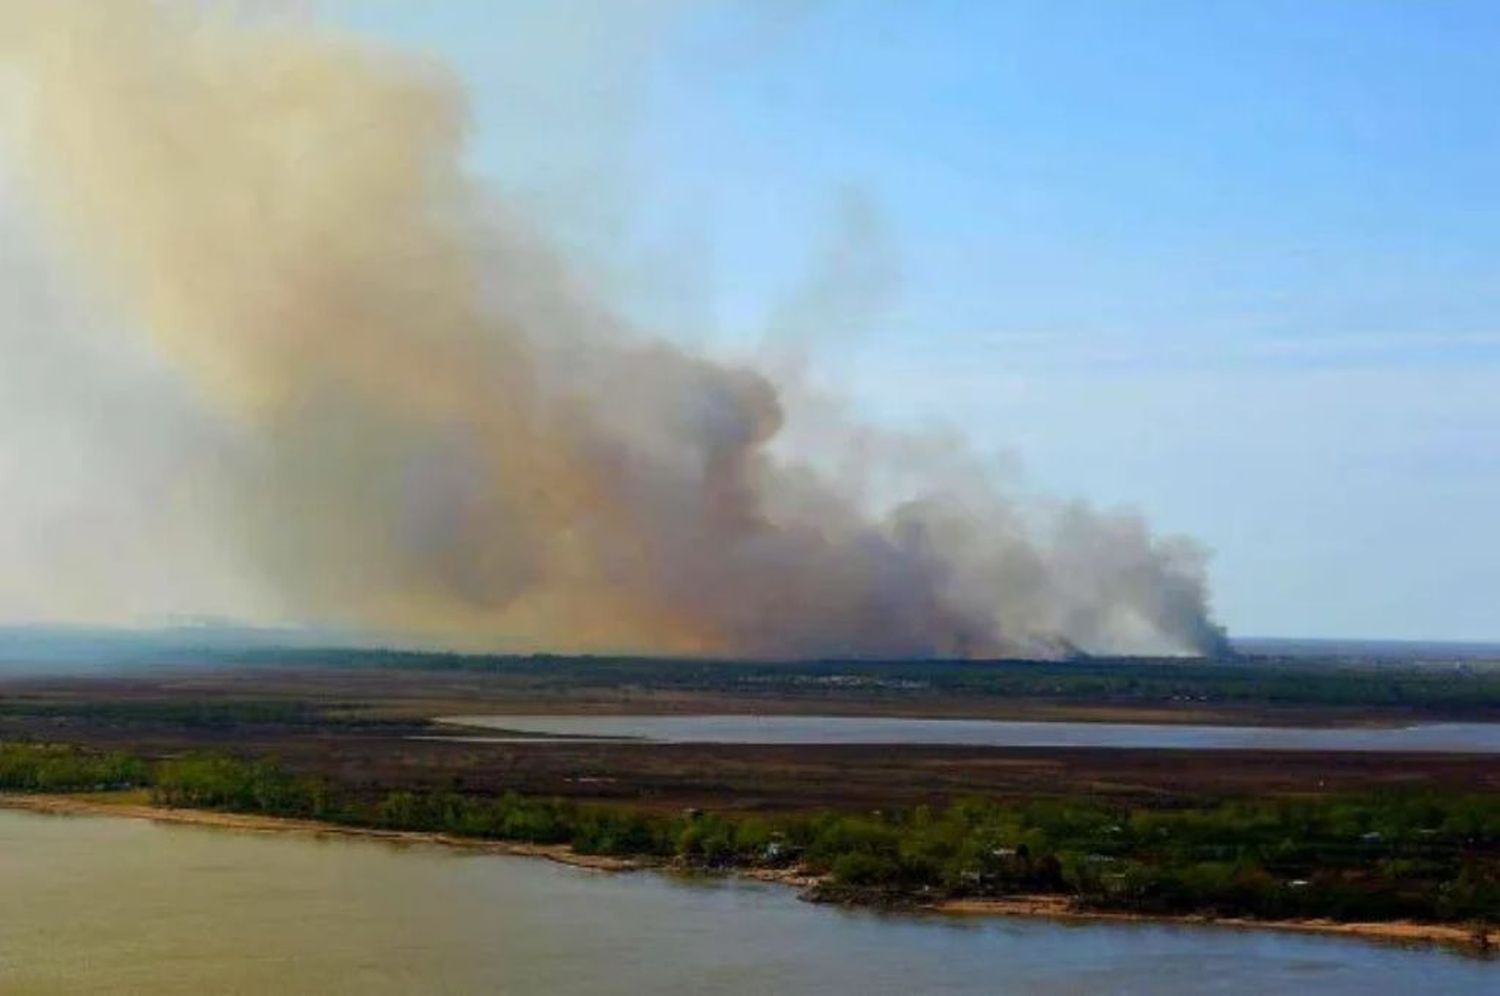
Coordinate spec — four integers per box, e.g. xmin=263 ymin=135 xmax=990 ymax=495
xmin=0 ymin=808 xmax=1494 ymax=994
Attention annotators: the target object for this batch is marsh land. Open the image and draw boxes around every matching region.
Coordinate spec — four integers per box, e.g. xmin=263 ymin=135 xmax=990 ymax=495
xmin=1 ymin=647 xmax=1498 ymax=954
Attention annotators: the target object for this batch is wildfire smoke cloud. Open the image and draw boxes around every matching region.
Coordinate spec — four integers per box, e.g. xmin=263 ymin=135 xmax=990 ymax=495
xmin=0 ymin=1 xmax=1227 ymax=658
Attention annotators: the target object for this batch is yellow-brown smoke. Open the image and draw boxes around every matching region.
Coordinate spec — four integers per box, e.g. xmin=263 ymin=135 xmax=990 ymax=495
xmin=0 ymin=1 xmax=1227 ymax=657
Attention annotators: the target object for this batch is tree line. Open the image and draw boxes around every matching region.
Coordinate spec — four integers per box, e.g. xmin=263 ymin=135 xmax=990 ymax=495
xmin=2 ymin=741 xmax=1496 ymax=925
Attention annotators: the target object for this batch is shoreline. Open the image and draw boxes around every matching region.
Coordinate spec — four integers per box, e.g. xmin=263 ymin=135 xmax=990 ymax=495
xmin=430 ymin=708 xmax=1442 ymax=731
xmin=932 ymin=895 xmax=1496 ymax=951
xmin=2 ymin=792 xmax=1493 ymax=953
xmin=0 ymin=792 xmax=639 ymax=873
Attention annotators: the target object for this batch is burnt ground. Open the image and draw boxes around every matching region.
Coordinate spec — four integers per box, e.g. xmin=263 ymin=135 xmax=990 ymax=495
xmin=2 ymin=664 xmax=1497 ymax=813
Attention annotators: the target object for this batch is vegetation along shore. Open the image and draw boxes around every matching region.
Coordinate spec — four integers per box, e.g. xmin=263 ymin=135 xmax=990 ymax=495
xmin=2 ymin=741 xmax=1494 ymax=952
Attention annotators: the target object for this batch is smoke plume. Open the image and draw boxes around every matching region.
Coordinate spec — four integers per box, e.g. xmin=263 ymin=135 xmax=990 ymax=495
xmin=0 ymin=1 xmax=1227 ymax=658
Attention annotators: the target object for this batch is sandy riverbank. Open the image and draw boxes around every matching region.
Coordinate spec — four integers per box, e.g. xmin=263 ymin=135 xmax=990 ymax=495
xmin=2 ymin=792 xmax=1493 ymax=952
xmin=0 ymin=792 xmax=638 ymax=873
xmin=936 ymin=895 xmax=1496 ymax=950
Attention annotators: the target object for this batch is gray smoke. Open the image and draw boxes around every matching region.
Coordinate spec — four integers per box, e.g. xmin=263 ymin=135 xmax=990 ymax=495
xmin=0 ymin=0 xmax=1228 ymax=658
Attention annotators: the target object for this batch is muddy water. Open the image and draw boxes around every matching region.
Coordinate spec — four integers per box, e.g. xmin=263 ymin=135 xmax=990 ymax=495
xmin=0 ymin=809 xmax=1493 ymax=994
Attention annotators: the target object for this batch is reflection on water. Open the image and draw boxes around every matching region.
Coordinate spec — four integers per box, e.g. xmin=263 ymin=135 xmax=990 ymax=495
xmin=439 ymin=715 xmax=1500 ymax=752
xmin=0 ymin=809 xmax=1492 ymax=995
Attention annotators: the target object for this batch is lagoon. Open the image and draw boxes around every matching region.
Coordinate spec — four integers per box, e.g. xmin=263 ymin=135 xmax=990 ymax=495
xmin=437 ymin=715 xmax=1500 ymax=753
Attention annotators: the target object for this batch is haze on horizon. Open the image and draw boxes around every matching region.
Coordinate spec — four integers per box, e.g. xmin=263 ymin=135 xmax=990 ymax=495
xmin=0 ymin=1 xmax=1495 ymax=650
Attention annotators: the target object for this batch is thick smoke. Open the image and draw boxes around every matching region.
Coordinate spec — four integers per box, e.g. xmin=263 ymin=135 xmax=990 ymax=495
xmin=0 ymin=1 xmax=1228 ymax=658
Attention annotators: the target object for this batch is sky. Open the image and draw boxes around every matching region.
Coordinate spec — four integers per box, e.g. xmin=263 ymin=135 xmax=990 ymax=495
xmin=310 ymin=0 xmax=1500 ymax=642
xmin=0 ymin=1 xmax=1492 ymax=645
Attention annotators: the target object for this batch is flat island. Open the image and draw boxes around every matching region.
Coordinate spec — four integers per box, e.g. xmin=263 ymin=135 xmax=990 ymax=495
xmin=2 ymin=648 xmax=1498 ymax=955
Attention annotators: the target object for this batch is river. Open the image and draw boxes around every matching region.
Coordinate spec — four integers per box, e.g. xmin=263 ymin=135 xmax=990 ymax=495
xmin=436 ymin=715 xmax=1500 ymax=752
xmin=0 ymin=808 xmax=1491 ymax=994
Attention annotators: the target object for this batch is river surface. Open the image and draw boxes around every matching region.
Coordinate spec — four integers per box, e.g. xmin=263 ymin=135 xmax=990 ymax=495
xmin=437 ymin=715 xmax=1500 ymax=752
xmin=0 ymin=809 xmax=1492 ymax=995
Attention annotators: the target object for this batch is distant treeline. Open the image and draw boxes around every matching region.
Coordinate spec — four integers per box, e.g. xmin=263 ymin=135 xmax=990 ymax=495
xmin=3 ymin=741 xmax=1496 ymax=926
xmin=0 ymin=699 xmax=417 ymax=730
xmin=220 ymin=648 xmax=1500 ymax=712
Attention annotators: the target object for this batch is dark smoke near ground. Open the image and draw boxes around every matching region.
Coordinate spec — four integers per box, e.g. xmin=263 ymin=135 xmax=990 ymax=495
xmin=0 ymin=1 xmax=1228 ymax=658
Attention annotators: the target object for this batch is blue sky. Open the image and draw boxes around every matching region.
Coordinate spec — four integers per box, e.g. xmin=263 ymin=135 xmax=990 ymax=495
xmin=326 ymin=1 xmax=1500 ymax=641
